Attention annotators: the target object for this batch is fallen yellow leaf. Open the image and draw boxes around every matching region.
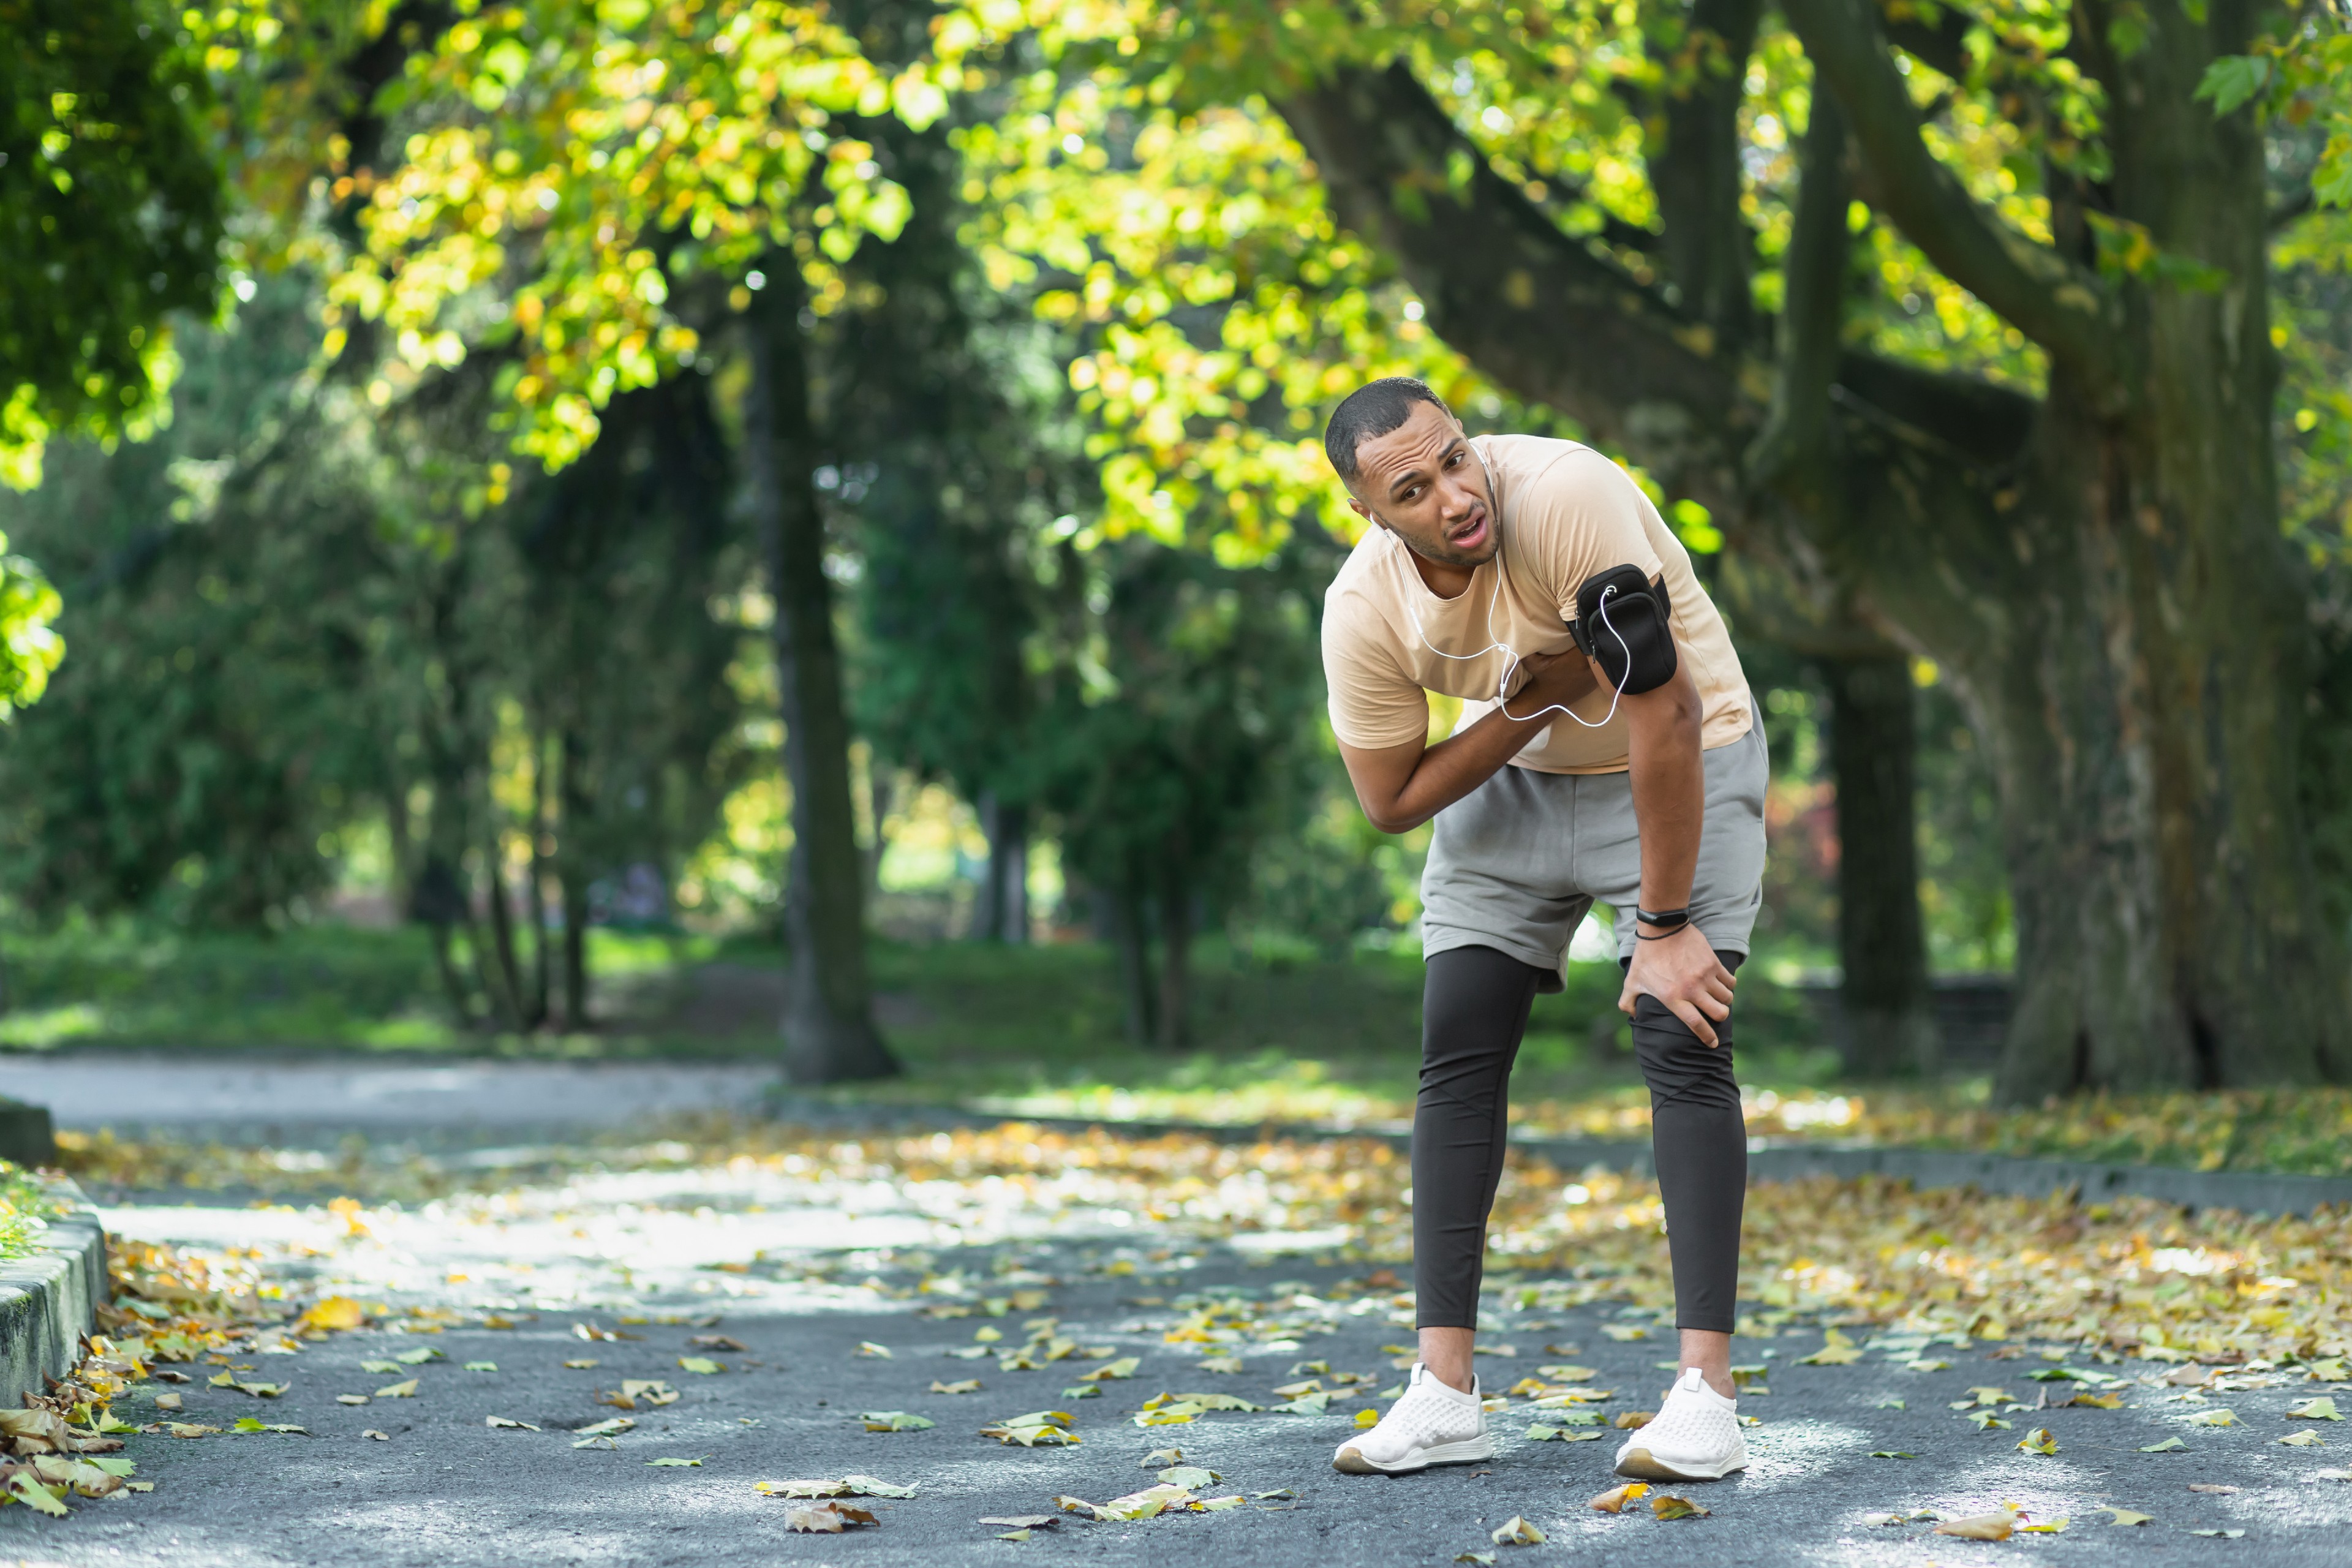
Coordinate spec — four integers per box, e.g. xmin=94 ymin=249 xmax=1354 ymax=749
xmin=1489 ymin=1515 xmax=1545 ymax=1545
xmin=784 ymin=1501 xmax=876 ymax=1532
xmin=295 ymin=1297 xmax=366 ymax=1334
xmin=1934 ymin=1511 xmax=2016 ymax=1541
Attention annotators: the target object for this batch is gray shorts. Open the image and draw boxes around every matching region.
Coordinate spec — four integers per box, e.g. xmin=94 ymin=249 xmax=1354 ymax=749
xmin=1419 ymin=717 xmax=1768 ymax=990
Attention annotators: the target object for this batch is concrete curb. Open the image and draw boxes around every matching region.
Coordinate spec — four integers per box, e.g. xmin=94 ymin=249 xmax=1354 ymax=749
xmin=0 ymin=1178 xmax=104 ymax=1404
xmin=767 ymin=1096 xmax=2352 ymax=1219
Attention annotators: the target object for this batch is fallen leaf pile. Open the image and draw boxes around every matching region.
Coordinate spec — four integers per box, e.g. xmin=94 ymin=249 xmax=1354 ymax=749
xmin=429 ymin=1119 xmax=2352 ymax=1363
xmin=0 ymin=1236 xmax=287 ymax=1518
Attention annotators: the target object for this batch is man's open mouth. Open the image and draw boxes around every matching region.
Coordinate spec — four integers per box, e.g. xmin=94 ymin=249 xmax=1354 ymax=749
xmin=1447 ymin=508 xmax=1489 ymax=549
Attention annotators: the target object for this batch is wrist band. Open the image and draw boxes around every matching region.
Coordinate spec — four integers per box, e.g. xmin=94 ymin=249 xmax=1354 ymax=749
xmin=1635 ymin=907 xmax=1691 ymax=932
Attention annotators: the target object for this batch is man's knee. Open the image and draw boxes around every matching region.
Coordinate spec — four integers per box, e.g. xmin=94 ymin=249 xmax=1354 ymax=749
xmin=1630 ymin=993 xmax=1740 ymax=1109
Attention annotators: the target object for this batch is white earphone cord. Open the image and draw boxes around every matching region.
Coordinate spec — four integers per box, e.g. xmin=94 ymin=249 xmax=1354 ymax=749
xmin=1400 ymin=441 xmax=1632 ymax=731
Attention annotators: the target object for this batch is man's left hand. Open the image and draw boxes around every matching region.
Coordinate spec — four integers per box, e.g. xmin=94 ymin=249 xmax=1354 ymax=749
xmin=1620 ymin=923 xmax=1736 ymax=1046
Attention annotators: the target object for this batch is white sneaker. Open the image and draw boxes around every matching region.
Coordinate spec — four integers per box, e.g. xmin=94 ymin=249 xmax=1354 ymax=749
xmin=1613 ymin=1367 xmax=1746 ymax=1480
xmin=1332 ymin=1363 xmax=1495 ymax=1475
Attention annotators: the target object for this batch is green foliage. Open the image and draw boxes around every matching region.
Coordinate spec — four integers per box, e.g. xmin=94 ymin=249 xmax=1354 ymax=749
xmin=0 ymin=282 xmax=401 ymax=924
xmin=0 ymin=0 xmax=226 ymax=489
xmin=2196 ymin=11 xmax=2352 ymax=209
xmin=0 ymin=271 xmax=748 ymax=954
xmin=0 ymin=533 xmax=61 ymax=713
xmin=834 ymin=82 xmax=1066 ymax=815
xmin=1027 ymin=535 xmax=1328 ymax=923
xmin=332 ymin=0 xmax=945 ymax=466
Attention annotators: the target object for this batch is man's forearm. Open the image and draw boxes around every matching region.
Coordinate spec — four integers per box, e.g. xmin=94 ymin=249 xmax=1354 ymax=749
xmin=1626 ymin=673 xmax=1706 ymax=916
xmin=1368 ymin=705 xmax=1558 ymax=833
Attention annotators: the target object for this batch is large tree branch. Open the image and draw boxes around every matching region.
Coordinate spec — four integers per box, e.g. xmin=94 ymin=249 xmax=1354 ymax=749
xmin=1279 ymin=58 xmax=2042 ymax=509
xmin=1782 ymin=0 xmax=2125 ymax=399
xmin=1749 ymin=92 xmax=1850 ymax=491
xmin=1646 ymin=0 xmax=1765 ymax=345
xmin=1280 ymin=62 xmax=1745 ymax=503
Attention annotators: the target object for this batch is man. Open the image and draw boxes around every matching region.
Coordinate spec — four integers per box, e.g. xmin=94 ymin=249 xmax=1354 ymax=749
xmin=1319 ymin=379 xmax=1764 ymax=1485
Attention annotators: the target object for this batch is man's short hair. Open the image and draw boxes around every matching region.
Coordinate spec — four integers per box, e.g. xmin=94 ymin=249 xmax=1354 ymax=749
xmin=1324 ymin=377 xmax=1453 ymax=486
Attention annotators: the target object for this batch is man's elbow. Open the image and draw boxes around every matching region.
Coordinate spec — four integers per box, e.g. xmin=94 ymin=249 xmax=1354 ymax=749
xmin=1625 ymin=669 xmax=1703 ymax=744
xmin=1666 ymin=679 xmax=1703 ymax=733
xmin=1361 ymin=800 xmax=1424 ymax=836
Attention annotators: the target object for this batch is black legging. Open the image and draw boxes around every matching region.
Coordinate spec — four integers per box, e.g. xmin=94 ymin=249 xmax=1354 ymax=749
xmin=1412 ymin=944 xmax=1746 ymax=1333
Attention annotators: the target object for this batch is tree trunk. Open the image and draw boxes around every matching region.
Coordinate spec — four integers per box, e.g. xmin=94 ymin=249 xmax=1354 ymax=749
xmin=384 ymin=777 xmax=416 ymax=925
xmin=426 ymin=919 xmax=472 ymax=1027
xmin=557 ymin=726 xmax=590 ymax=1030
xmin=1962 ymin=369 xmax=2339 ymax=1096
xmin=1818 ymin=651 xmax=1937 ymax=1076
xmin=409 ymin=850 xmax=476 ymax=1025
xmin=1000 ymin=801 xmax=1028 ymax=944
xmin=1106 ymin=882 xmax=1155 ymax=1044
xmin=976 ymin=794 xmax=1029 ymax=944
xmin=973 ymin=790 xmax=1003 ymax=943
xmin=865 ymin=766 xmax=894 ymax=904
xmin=1156 ymin=870 xmax=1191 ymax=1050
xmin=744 ymin=267 xmax=897 ymax=1084
xmin=527 ymin=730 xmax=552 ymax=1027
xmin=481 ymin=830 xmax=529 ymax=1031
xmin=1784 ymin=8 xmax=2350 ymax=1097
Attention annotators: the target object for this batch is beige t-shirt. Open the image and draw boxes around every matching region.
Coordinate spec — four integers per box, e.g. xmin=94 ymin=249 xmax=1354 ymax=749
xmin=1321 ymin=434 xmax=1751 ymax=774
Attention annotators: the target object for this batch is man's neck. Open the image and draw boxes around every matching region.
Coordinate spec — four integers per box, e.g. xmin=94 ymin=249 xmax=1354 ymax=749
xmin=1407 ymin=544 xmax=1480 ymax=601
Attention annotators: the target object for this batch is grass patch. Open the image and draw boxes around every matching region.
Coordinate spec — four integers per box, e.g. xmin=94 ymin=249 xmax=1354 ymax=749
xmin=7 ymin=922 xmax=2349 ymax=1174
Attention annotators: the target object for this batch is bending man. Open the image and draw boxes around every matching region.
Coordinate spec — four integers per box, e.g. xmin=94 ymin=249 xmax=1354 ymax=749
xmin=1320 ymin=379 xmax=1763 ymax=1485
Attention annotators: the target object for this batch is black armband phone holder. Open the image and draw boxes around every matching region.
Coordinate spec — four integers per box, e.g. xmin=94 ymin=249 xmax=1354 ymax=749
xmin=1570 ymin=565 xmax=1677 ymax=695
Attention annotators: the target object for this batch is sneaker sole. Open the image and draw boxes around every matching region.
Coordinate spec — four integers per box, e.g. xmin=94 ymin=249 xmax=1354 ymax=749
xmin=1332 ymin=1435 xmax=1498 ymax=1476
xmin=1613 ymin=1446 xmax=1746 ymax=1482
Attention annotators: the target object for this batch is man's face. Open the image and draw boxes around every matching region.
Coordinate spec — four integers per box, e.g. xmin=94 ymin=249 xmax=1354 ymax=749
xmin=1345 ymin=401 xmax=1497 ymax=570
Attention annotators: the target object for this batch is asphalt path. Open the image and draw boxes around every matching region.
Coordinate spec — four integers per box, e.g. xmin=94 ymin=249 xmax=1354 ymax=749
xmin=9 ymin=1223 xmax=2350 ymax=1566
xmin=0 ymin=1052 xmax=767 ymax=1132
xmin=1 ymin=1057 xmax=2345 ymax=1565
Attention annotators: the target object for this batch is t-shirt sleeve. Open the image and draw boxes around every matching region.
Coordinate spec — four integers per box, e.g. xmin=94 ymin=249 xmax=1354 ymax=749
xmin=1517 ymin=448 xmax=1667 ymax=622
xmin=1321 ymin=593 xmax=1430 ymax=750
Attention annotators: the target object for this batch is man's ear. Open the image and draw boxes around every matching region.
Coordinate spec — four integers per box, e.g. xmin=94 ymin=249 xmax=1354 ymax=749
xmin=1348 ymin=497 xmax=1382 ymax=532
